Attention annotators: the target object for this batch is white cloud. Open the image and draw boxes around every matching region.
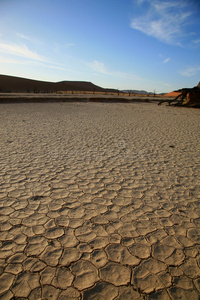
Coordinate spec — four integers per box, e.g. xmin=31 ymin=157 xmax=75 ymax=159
xmin=0 ymin=41 xmax=46 ymax=61
xmin=0 ymin=55 xmax=68 ymax=71
xmin=180 ymin=66 xmax=200 ymax=77
xmin=16 ymin=33 xmax=30 ymax=40
xmin=54 ymin=42 xmax=74 ymax=54
xmin=88 ymin=60 xmax=141 ymax=81
xmin=163 ymin=58 xmax=170 ymax=63
xmin=16 ymin=33 xmax=44 ymax=45
xmin=159 ymin=54 xmax=171 ymax=64
xmin=131 ymin=0 xmax=194 ymax=45
xmin=88 ymin=60 xmax=110 ymax=75
xmin=65 ymin=43 xmax=74 ymax=47
xmin=193 ymin=39 xmax=200 ymax=44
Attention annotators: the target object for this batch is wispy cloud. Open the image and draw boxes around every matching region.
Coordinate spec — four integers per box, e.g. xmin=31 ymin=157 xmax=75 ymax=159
xmin=88 ymin=60 xmax=141 ymax=81
xmin=179 ymin=66 xmax=200 ymax=77
xmin=192 ymin=39 xmax=200 ymax=45
xmin=16 ymin=33 xmax=31 ymax=41
xmin=54 ymin=42 xmax=74 ymax=53
xmin=131 ymin=0 xmax=195 ymax=45
xmin=159 ymin=54 xmax=171 ymax=64
xmin=16 ymin=32 xmax=44 ymax=45
xmin=163 ymin=58 xmax=170 ymax=63
xmin=0 ymin=41 xmax=46 ymax=61
xmin=0 ymin=55 xmax=68 ymax=71
xmin=88 ymin=60 xmax=111 ymax=75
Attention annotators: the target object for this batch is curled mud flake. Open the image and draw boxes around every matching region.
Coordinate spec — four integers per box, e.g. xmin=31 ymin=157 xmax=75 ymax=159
xmin=52 ymin=267 xmax=74 ymax=289
xmin=0 ymin=273 xmax=15 ymax=294
xmin=99 ymin=262 xmax=131 ymax=286
xmin=71 ymin=260 xmax=99 ymax=290
xmin=11 ymin=271 xmax=40 ymax=298
xmin=83 ymin=281 xmax=118 ymax=300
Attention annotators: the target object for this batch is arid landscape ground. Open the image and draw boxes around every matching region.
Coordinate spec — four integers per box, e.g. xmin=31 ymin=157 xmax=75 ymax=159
xmin=0 ymin=99 xmax=200 ymax=299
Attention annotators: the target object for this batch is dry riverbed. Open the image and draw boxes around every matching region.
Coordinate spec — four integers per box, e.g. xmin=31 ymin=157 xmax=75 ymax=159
xmin=0 ymin=101 xmax=200 ymax=299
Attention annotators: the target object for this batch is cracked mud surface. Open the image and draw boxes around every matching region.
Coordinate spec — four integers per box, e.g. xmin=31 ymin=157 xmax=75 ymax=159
xmin=0 ymin=102 xmax=200 ymax=299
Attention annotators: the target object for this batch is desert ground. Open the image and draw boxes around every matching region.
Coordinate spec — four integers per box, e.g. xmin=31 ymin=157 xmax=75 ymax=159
xmin=0 ymin=100 xmax=200 ymax=299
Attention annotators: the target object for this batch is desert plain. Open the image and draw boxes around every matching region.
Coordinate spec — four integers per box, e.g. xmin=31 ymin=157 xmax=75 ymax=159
xmin=0 ymin=99 xmax=200 ymax=299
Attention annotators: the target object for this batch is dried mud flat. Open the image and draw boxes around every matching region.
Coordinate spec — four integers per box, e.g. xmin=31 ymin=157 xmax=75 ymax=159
xmin=0 ymin=101 xmax=200 ymax=299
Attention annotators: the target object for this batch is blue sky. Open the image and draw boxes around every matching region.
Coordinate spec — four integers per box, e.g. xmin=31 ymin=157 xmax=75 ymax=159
xmin=0 ymin=0 xmax=200 ymax=93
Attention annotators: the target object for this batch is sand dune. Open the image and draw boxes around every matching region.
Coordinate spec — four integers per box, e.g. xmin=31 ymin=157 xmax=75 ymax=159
xmin=164 ymin=91 xmax=181 ymax=97
xmin=0 ymin=74 xmax=118 ymax=93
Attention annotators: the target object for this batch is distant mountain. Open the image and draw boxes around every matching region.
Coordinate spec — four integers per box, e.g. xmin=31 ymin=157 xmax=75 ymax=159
xmin=0 ymin=75 xmax=118 ymax=93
